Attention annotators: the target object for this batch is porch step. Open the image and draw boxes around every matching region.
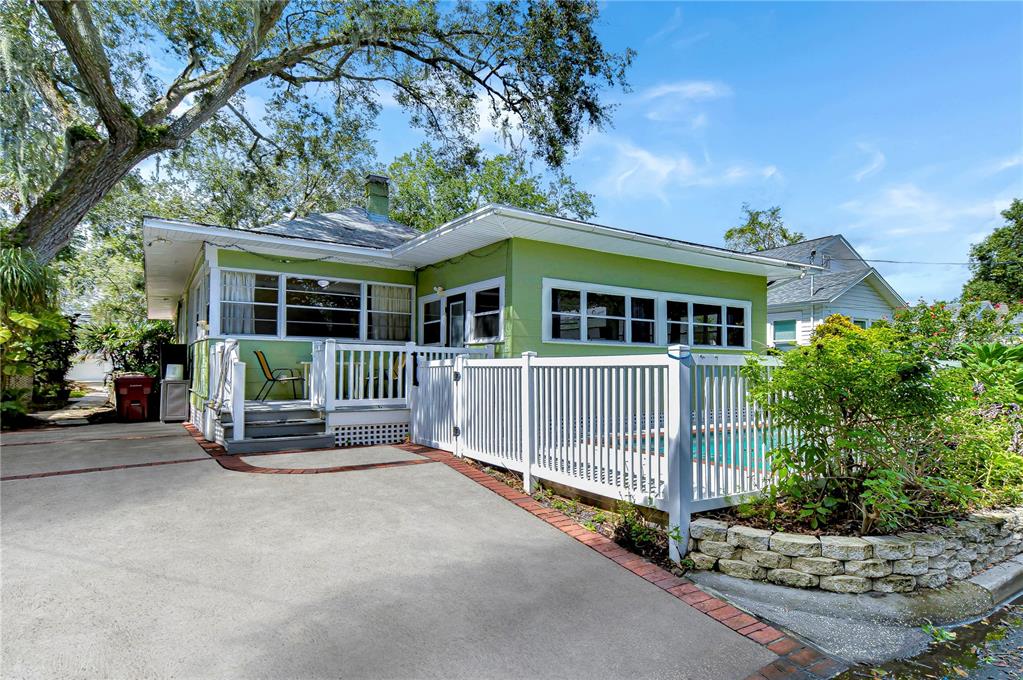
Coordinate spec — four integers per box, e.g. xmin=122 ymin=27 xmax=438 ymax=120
xmin=221 ymin=407 xmax=322 ymax=424
xmin=223 ymin=432 xmax=335 ymax=455
xmin=223 ymin=417 xmax=325 ymax=439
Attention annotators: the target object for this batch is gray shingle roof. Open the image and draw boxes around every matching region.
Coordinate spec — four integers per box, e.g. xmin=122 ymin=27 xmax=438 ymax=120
xmin=247 ymin=208 xmax=420 ymax=249
xmin=755 ymin=235 xmax=837 ymax=264
xmin=767 ymin=268 xmax=871 ymax=306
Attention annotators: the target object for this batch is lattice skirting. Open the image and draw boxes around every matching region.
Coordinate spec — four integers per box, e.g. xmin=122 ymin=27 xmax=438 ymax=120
xmin=333 ymin=422 xmax=409 ymax=447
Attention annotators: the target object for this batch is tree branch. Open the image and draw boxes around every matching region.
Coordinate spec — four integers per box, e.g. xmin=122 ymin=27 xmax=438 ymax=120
xmin=39 ymin=0 xmax=134 ymax=141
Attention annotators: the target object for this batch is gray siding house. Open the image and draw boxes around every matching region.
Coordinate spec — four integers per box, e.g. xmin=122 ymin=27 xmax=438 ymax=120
xmin=756 ymin=235 xmax=905 ymax=347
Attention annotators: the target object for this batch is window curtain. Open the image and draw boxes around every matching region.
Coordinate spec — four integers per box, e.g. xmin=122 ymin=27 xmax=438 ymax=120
xmin=369 ymin=285 xmax=411 ymax=340
xmin=221 ymin=271 xmax=256 ymax=335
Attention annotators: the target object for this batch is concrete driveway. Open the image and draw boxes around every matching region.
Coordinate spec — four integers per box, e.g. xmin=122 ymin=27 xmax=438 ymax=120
xmin=1 ymin=423 xmax=775 ymax=679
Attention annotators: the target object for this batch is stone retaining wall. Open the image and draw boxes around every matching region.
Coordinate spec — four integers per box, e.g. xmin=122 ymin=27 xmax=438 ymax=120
xmin=686 ymin=509 xmax=1023 ymax=594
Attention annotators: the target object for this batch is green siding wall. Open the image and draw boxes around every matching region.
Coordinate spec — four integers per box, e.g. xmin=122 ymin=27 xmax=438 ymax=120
xmin=186 ymin=241 xmax=768 ymax=399
xmin=506 ymin=238 xmax=768 ymax=356
xmin=217 ymin=249 xmax=415 ymax=285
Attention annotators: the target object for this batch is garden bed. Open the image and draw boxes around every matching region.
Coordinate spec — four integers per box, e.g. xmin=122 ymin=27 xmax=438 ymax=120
xmin=686 ymin=509 xmax=1023 ymax=594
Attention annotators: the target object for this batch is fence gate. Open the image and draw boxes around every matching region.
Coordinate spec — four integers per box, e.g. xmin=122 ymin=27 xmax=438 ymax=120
xmin=411 ymin=359 xmax=457 ymax=451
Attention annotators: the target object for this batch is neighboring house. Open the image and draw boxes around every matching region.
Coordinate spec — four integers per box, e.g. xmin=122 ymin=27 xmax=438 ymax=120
xmin=143 ymin=175 xmax=813 ymax=450
xmin=755 ymin=235 xmax=906 ymax=347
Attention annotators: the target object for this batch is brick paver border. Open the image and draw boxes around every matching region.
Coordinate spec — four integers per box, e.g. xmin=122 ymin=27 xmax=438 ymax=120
xmin=394 ymin=442 xmax=850 ymax=680
xmin=0 ymin=455 xmax=213 ymax=481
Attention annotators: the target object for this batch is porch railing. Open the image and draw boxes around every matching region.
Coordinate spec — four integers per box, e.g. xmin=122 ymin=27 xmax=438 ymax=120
xmin=208 ymin=338 xmax=246 ymax=441
xmin=313 ymin=340 xmax=493 ymax=410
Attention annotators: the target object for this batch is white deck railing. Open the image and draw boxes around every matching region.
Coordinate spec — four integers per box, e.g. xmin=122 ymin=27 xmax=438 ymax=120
xmin=313 ymin=341 xmax=492 ymax=410
xmin=208 ymin=339 xmax=246 ymax=442
xmin=410 ymin=347 xmax=787 ymax=560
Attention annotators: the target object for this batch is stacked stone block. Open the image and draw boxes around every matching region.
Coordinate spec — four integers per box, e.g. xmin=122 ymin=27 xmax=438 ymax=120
xmin=686 ymin=508 xmax=1023 ymax=594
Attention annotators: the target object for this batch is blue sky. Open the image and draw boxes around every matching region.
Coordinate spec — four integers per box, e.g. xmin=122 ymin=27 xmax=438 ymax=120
xmin=158 ymin=2 xmax=1022 ymax=302
xmin=368 ymin=1 xmax=1023 ymax=302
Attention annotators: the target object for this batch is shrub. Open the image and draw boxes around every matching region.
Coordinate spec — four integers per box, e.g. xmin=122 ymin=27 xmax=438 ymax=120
xmin=743 ymin=315 xmax=975 ymax=534
xmin=0 ymin=247 xmax=75 ymax=414
xmin=79 ymin=320 xmax=174 ymax=376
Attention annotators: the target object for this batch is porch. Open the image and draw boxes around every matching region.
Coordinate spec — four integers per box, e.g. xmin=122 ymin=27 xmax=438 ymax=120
xmin=195 ymin=340 xmax=491 ymax=454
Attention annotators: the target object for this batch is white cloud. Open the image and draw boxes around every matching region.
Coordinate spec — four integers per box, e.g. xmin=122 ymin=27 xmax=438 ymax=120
xmin=594 ymin=138 xmax=780 ymax=203
xmin=638 ymin=80 xmax=732 ymax=125
xmin=640 ymin=80 xmax=732 ymax=102
xmin=647 ymin=6 xmax=685 ymax=44
xmin=852 ymin=142 xmax=886 ymax=182
xmin=985 ymin=153 xmax=1023 ymax=175
xmin=835 ymin=182 xmax=1015 ymax=301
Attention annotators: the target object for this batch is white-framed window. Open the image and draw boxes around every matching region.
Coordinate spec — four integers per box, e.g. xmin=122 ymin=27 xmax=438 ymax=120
xmin=542 ymin=278 xmax=751 ymax=350
xmin=185 ymin=268 xmax=210 ymax=344
xmin=417 ymin=277 xmax=505 ymax=345
xmin=772 ymin=319 xmax=798 ymax=345
xmin=218 ymin=268 xmax=413 ymax=341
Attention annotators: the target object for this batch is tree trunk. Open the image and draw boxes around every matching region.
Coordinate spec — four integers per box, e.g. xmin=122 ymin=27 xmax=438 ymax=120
xmin=12 ymin=140 xmax=161 ymax=263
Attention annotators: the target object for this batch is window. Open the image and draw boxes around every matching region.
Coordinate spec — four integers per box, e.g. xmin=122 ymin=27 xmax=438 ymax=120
xmin=586 ymin=292 xmax=626 ymax=342
xmin=666 ymin=300 xmax=689 ymax=345
xmin=368 ymin=284 xmax=412 ymax=341
xmin=219 ymin=270 xmax=412 ymax=341
xmin=630 ymin=297 xmax=655 ymax=344
xmin=726 ymin=306 xmax=746 ymax=347
xmin=692 ymin=303 xmax=721 ymax=346
xmin=222 ymin=272 xmax=278 ymax=335
xmin=418 ymin=278 xmax=505 ymax=345
xmin=542 ymin=278 xmax=751 ymax=349
xmin=852 ymin=318 xmax=868 ymax=329
xmin=286 ymin=277 xmax=360 ymax=338
xmin=472 ymin=287 xmax=501 ymax=340
xmin=422 ymin=300 xmax=442 ymax=345
xmin=551 ymin=289 xmax=581 ymax=340
xmin=773 ymin=319 xmax=797 ymax=344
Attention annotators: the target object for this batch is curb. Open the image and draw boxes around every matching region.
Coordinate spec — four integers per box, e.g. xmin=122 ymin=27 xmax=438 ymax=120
xmin=970 ymin=555 xmax=1023 ymax=608
xmin=396 ymin=443 xmax=850 ymax=680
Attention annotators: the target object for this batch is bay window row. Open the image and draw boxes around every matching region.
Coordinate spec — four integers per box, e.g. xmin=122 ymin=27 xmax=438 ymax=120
xmin=546 ymin=280 xmax=749 ymax=349
xmin=220 ymin=271 xmax=412 ymax=341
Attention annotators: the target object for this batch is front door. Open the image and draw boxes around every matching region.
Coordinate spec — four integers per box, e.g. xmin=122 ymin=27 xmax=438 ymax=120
xmin=446 ymin=294 xmax=466 ymax=347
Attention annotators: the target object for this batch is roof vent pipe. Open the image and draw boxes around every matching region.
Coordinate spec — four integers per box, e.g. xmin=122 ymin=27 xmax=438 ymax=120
xmin=366 ymin=174 xmax=389 ymax=219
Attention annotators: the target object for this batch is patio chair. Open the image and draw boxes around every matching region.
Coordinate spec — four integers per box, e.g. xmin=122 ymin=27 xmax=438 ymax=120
xmin=253 ymin=350 xmax=304 ymax=401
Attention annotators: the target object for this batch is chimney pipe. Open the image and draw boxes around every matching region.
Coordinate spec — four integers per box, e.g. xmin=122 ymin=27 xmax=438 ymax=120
xmin=365 ymin=174 xmax=389 ymax=219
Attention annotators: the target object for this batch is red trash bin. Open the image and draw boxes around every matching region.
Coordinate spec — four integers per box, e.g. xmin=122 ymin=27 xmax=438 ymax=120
xmin=114 ymin=375 xmax=155 ymax=421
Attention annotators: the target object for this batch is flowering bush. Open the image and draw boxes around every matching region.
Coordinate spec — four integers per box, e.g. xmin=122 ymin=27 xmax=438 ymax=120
xmin=742 ymin=315 xmax=979 ymax=534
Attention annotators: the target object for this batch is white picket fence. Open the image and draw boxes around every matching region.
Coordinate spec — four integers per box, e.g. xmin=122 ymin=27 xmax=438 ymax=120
xmin=410 ymin=347 xmax=785 ymax=559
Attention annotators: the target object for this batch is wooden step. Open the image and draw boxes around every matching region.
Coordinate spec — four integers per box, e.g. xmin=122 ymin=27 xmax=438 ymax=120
xmin=223 ymin=433 xmax=335 ymax=455
xmin=223 ymin=418 xmax=325 ymax=438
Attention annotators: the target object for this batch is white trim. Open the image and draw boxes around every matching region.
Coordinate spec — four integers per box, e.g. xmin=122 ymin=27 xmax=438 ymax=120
xmin=541 ymin=277 xmax=752 ymax=351
xmin=767 ymin=313 xmax=800 ymax=347
xmin=417 ymin=276 xmax=506 ymax=346
xmin=216 ymin=266 xmax=414 ymax=342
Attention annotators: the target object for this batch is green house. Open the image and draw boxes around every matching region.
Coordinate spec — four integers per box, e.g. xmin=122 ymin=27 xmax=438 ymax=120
xmin=143 ymin=175 xmax=812 ymax=452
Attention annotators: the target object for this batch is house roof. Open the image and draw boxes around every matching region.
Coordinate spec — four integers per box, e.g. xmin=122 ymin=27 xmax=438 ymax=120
xmin=767 ymin=267 xmax=905 ymax=308
xmin=252 ymin=208 xmax=420 ymax=248
xmin=143 ymin=204 xmax=822 ymax=318
xmin=755 ymin=235 xmax=842 ymax=264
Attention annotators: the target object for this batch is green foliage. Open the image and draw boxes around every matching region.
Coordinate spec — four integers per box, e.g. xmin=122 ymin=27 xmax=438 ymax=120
xmin=724 ymin=204 xmax=804 ymax=253
xmin=79 ymin=320 xmax=174 ymax=376
xmin=962 ymin=199 xmax=1023 ymax=303
xmin=960 ymin=342 xmax=1023 ymax=400
xmin=611 ymin=500 xmax=658 ymax=553
xmin=743 ymin=315 xmax=975 ymax=534
xmin=887 ymin=300 xmax=1023 ymax=361
xmin=387 ymin=143 xmax=596 ymax=232
xmin=0 ymin=246 xmax=75 ymax=410
xmin=0 ymin=247 xmax=59 ymax=310
xmin=3 ymin=0 xmax=632 ymax=254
